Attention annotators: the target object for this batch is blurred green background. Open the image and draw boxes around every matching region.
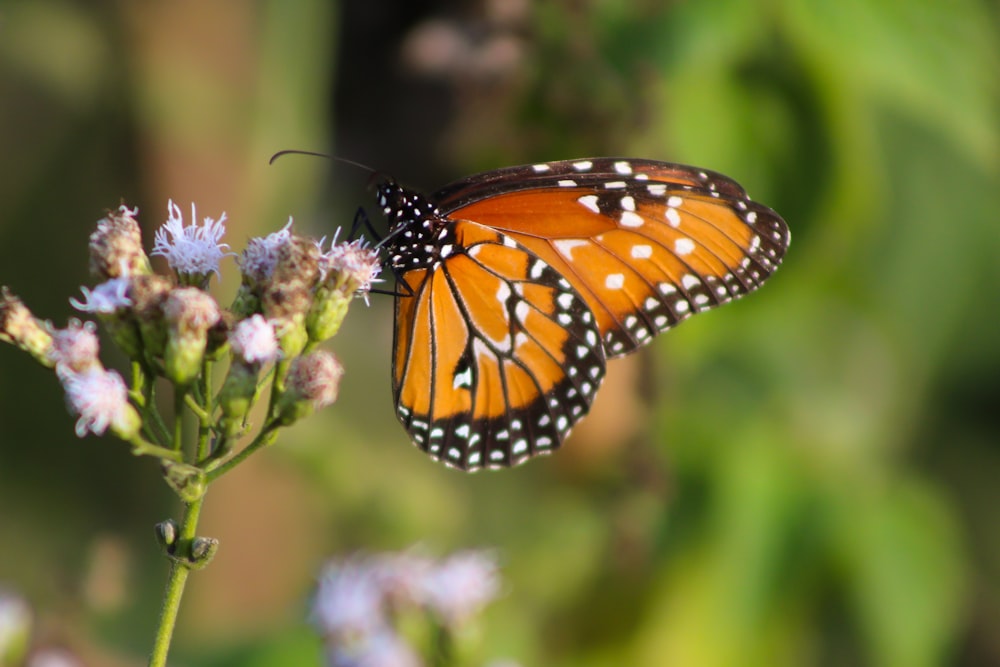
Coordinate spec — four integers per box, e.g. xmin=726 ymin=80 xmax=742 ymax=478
xmin=1 ymin=0 xmax=998 ymax=665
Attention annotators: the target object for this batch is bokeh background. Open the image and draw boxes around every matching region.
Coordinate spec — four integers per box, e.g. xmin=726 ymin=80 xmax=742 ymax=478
xmin=1 ymin=0 xmax=998 ymax=665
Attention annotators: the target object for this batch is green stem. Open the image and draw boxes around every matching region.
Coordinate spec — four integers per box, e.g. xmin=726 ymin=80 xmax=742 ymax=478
xmin=196 ymin=360 xmax=214 ymax=461
xmin=147 ymin=497 xmax=204 ymax=667
xmin=173 ymin=386 xmax=185 ymax=453
xmin=204 ymin=422 xmax=278 ymax=482
xmin=129 ymin=437 xmax=183 ymax=462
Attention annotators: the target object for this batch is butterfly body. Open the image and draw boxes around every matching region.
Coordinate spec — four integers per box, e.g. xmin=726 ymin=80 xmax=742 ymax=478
xmin=376 ymin=158 xmax=789 ymax=471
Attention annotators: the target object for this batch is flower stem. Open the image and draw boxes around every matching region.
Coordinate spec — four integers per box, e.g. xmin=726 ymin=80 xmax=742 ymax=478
xmin=148 ymin=497 xmax=204 ymax=667
xmin=204 ymin=422 xmax=278 ymax=482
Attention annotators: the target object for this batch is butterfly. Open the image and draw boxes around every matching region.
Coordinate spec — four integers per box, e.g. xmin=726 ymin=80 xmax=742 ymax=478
xmin=370 ymin=157 xmax=789 ymax=471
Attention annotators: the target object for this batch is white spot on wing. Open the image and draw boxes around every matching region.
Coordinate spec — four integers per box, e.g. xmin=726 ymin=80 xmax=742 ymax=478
xmin=605 ymin=273 xmax=625 ymax=290
xmin=631 ymin=244 xmax=652 ymax=259
xmin=620 ymin=211 xmax=644 ymax=228
xmin=675 ymin=238 xmax=696 ymax=255
xmin=666 ymin=207 xmax=681 ymax=227
xmin=554 ymin=238 xmax=589 ymax=260
xmin=614 ymin=161 xmax=632 ymax=174
xmin=573 ymin=160 xmax=593 ymax=171
xmin=577 ymin=195 xmax=600 ymax=213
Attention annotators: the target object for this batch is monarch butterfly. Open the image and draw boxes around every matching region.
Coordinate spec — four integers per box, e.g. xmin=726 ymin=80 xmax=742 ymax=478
xmin=372 ymin=157 xmax=789 ymax=471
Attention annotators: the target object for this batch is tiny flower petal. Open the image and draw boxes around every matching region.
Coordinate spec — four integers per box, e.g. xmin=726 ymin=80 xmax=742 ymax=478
xmin=229 ymin=314 xmax=280 ymax=364
xmin=151 ymin=200 xmax=232 ymax=278
xmin=62 ymin=368 xmax=140 ymax=439
xmin=70 ymin=278 xmax=132 ymax=313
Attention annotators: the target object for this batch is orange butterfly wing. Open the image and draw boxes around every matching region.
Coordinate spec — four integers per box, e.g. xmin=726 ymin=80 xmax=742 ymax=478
xmin=392 ymin=219 xmax=605 ymax=470
xmin=435 ymin=158 xmax=790 ymax=357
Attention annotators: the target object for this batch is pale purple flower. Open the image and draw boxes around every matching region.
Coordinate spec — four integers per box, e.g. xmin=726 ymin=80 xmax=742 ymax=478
xmin=326 ymin=630 xmax=422 ymax=667
xmin=229 ymin=314 xmax=280 ymax=364
xmin=27 ymin=648 xmax=82 ymax=667
xmin=151 ymin=200 xmax=232 ymax=278
xmin=69 ymin=277 xmax=132 ymax=313
xmin=416 ymin=550 xmax=500 ymax=627
xmin=62 ymin=368 xmax=137 ymax=438
xmin=314 ymin=558 xmax=388 ymax=638
xmin=238 ymin=219 xmax=294 ymax=283
xmin=48 ymin=319 xmax=100 ymax=375
xmin=321 ymin=237 xmax=383 ymax=302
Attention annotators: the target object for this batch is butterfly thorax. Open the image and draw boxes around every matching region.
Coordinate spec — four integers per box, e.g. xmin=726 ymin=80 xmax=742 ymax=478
xmin=376 ymin=180 xmax=457 ymax=273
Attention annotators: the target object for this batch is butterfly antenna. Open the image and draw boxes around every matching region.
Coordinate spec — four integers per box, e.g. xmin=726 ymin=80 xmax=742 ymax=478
xmin=268 ymin=150 xmax=379 ymax=177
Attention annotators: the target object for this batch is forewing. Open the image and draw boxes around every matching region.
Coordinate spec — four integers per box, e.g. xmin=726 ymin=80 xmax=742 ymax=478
xmin=434 ymin=157 xmax=790 ymax=357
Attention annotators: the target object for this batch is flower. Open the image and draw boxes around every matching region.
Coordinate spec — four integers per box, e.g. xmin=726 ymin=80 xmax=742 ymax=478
xmin=275 ymin=350 xmax=344 ymax=425
xmin=27 ymin=648 xmax=83 ymax=667
xmin=229 ymin=314 xmax=280 ymax=365
xmin=48 ymin=319 xmax=100 ymax=376
xmin=416 ymin=550 xmax=500 ymax=627
xmin=61 ymin=368 xmax=141 ymax=439
xmin=88 ymin=204 xmax=151 ymax=279
xmin=321 ymin=237 xmax=383 ymax=302
xmin=163 ymin=288 xmax=221 ymax=335
xmin=314 ymin=558 xmax=388 ymax=638
xmin=238 ymin=219 xmax=294 ymax=286
xmin=151 ymin=200 xmax=232 ymax=282
xmin=69 ymin=277 xmax=132 ymax=314
xmin=325 ymin=629 xmax=422 ymax=667
xmin=163 ymin=288 xmax=222 ymax=385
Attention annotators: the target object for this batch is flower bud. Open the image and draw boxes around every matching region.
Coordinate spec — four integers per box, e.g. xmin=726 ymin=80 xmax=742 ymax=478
xmin=61 ymin=368 xmax=142 ymax=440
xmin=309 ymin=239 xmax=383 ymax=344
xmin=161 ymin=461 xmax=207 ymax=502
xmin=274 ymin=350 xmax=343 ymax=425
xmin=163 ymin=287 xmax=221 ymax=385
xmin=237 ymin=220 xmax=293 ymax=291
xmin=129 ymin=274 xmax=175 ymax=359
xmin=48 ymin=319 xmax=100 ymax=376
xmin=0 ymin=287 xmax=54 ymax=366
xmin=88 ymin=204 xmax=152 ymax=280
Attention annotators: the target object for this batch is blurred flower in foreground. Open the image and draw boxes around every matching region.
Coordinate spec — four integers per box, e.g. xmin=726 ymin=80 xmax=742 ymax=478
xmin=0 ymin=590 xmax=31 ymax=666
xmin=313 ymin=549 xmax=501 ymax=667
xmin=27 ymin=648 xmax=83 ymax=667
